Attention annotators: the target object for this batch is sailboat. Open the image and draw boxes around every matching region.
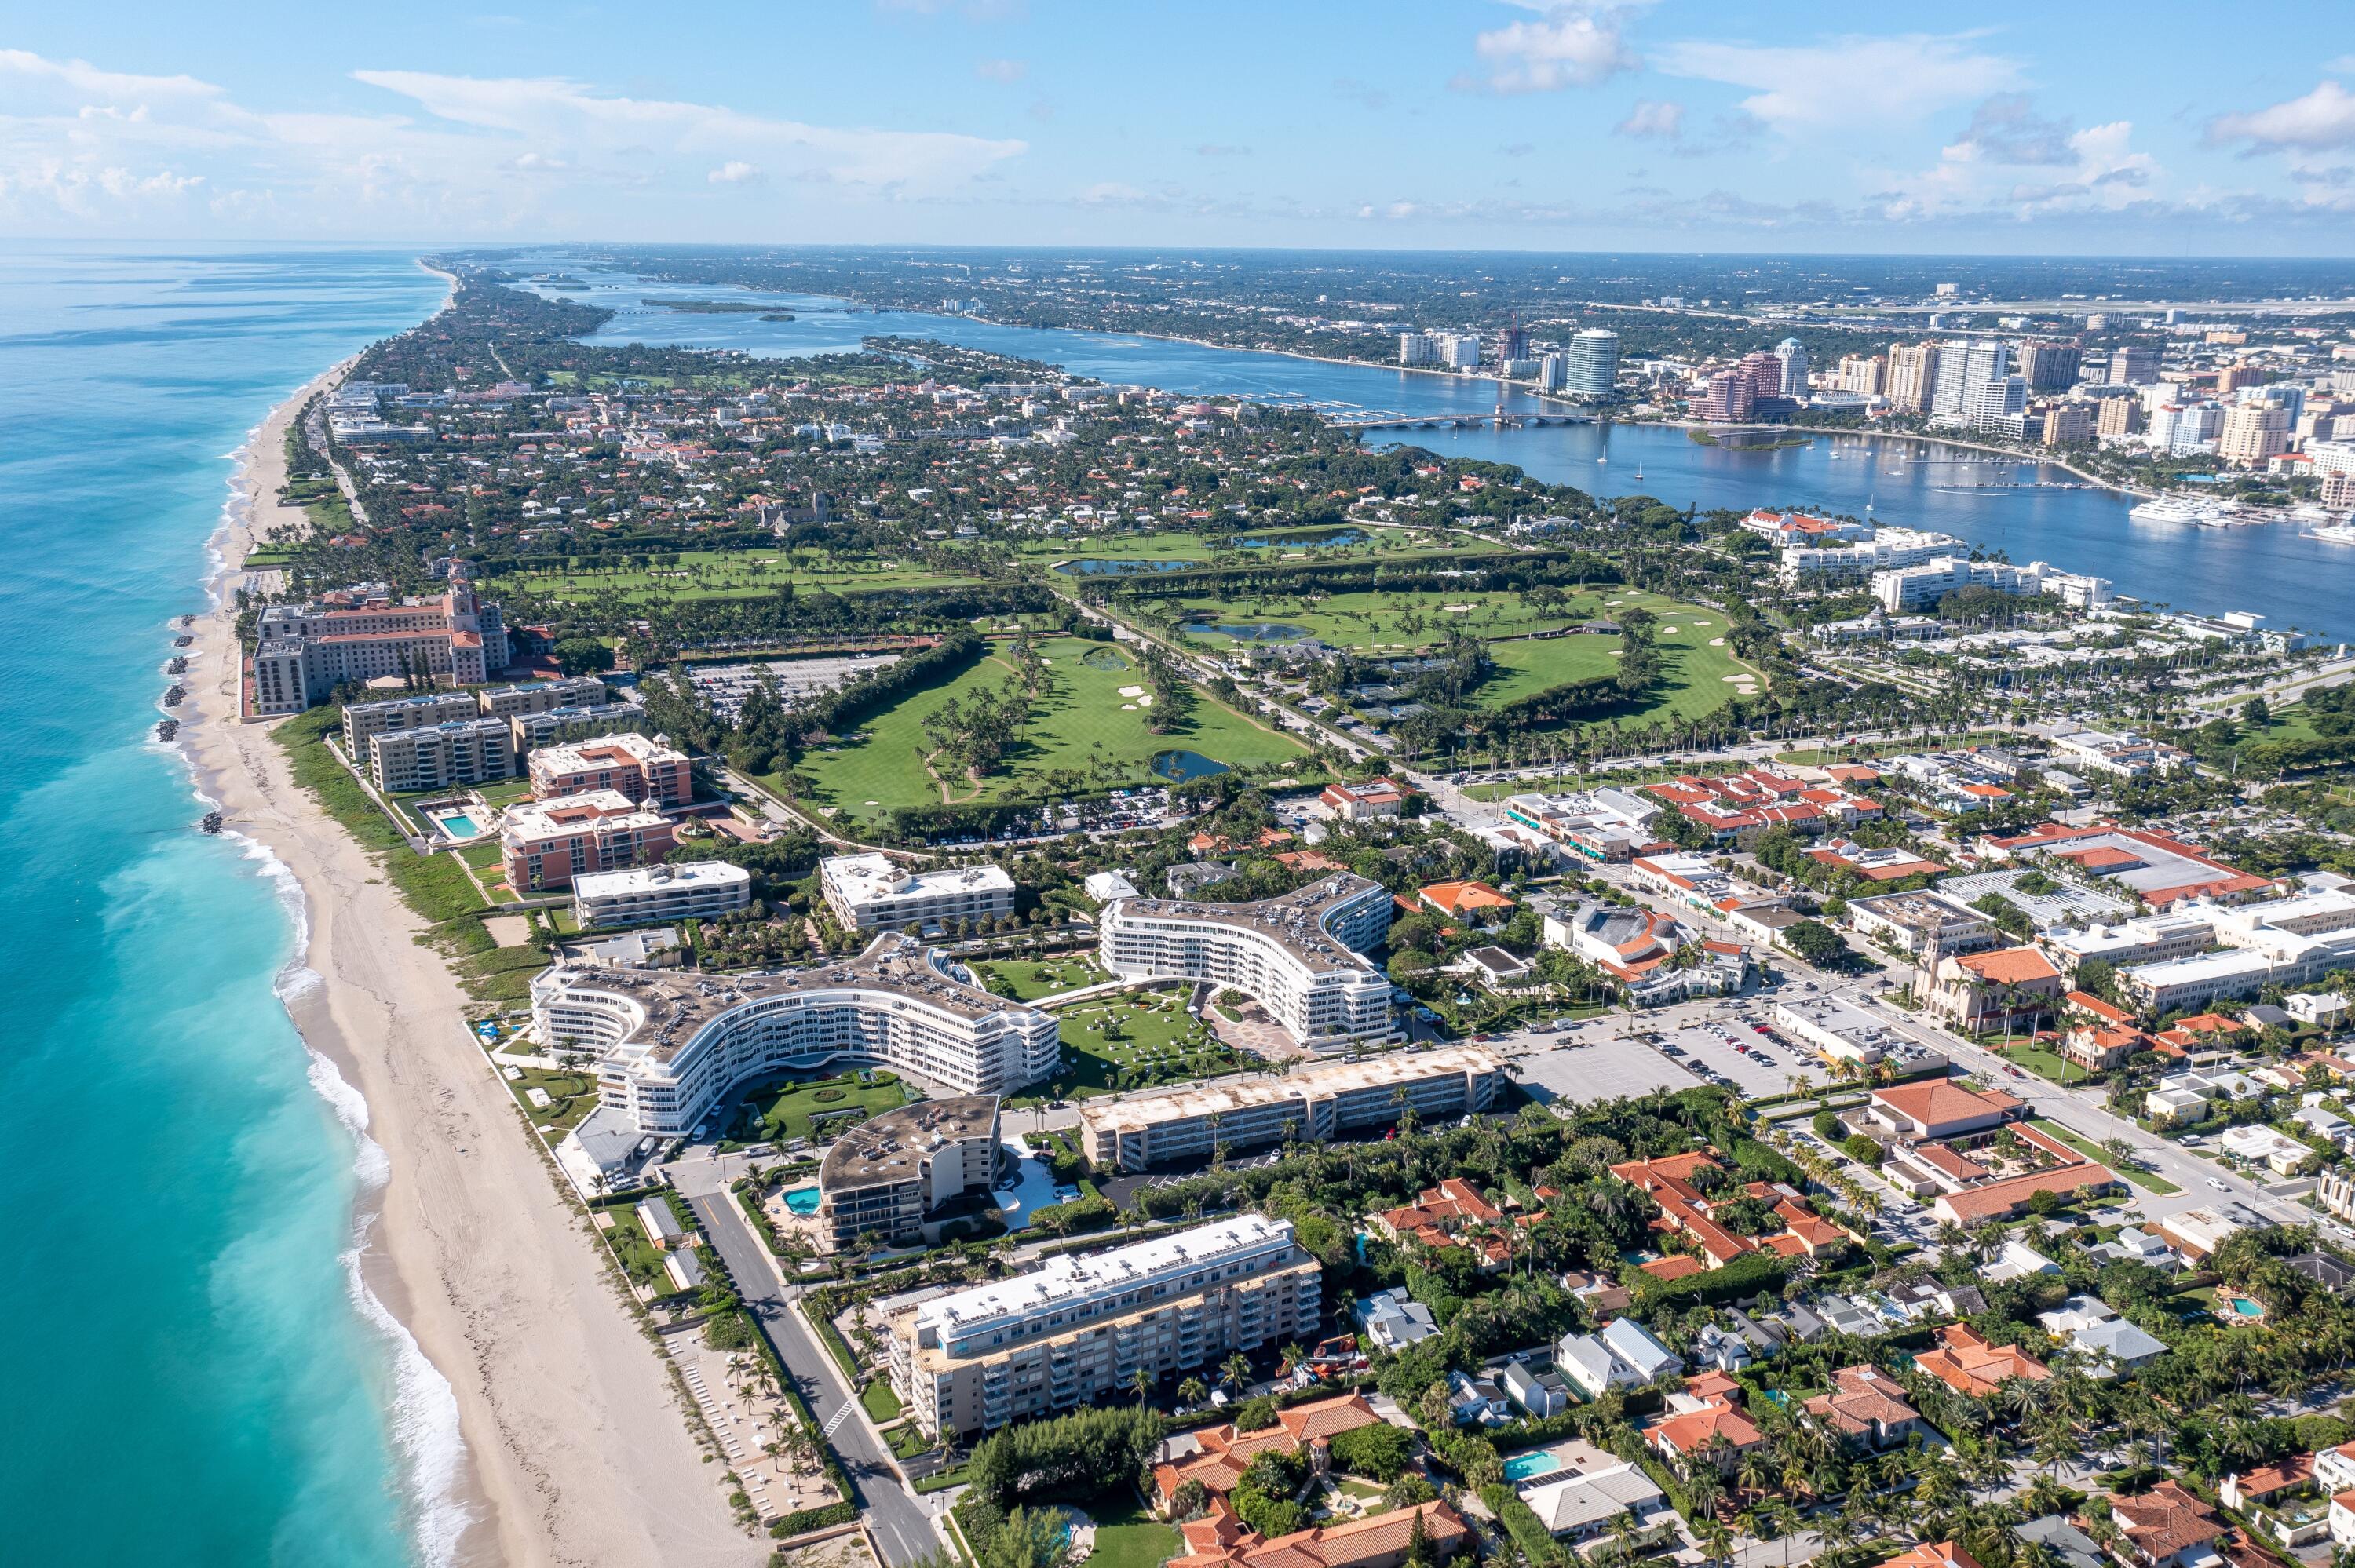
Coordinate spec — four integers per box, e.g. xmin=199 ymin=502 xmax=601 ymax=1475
xmin=1597 ymin=455 xmax=1609 ymax=465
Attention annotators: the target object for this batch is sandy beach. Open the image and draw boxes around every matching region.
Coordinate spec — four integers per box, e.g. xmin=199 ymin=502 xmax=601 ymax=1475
xmin=182 ymin=357 xmax=755 ymax=1568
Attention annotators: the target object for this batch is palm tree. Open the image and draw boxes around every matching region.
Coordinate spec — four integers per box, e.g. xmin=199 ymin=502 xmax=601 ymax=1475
xmin=1222 ymin=1351 xmax=1253 ymax=1394
xmin=1178 ymin=1376 xmax=1208 ymax=1409
xmin=1130 ymin=1366 xmax=1156 ymax=1406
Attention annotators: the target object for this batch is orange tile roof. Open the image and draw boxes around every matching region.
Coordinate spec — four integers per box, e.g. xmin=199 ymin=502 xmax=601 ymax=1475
xmin=1879 ymin=1544 xmax=1984 ymax=1568
xmin=1640 ymin=1254 xmax=1707 ymax=1280
xmin=1871 ymin=1079 xmax=2022 ymax=1129
xmin=1912 ymin=1325 xmax=2049 ymax=1398
xmin=2068 ymin=990 xmax=2134 ymax=1025
xmin=1803 ymin=1363 xmax=1921 ymax=1439
xmin=1645 ymin=1398 xmax=1762 ymax=1457
xmin=1933 ymin=1163 xmax=2116 ymax=1223
xmin=1418 ymin=881 xmax=1514 ymax=913
xmin=2110 ymin=1481 xmax=2224 ymax=1562
xmin=1955 ymin=946 xmax=2061 ymax=985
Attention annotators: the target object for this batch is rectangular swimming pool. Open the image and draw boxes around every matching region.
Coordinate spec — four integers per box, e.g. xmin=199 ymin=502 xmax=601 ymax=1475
xmin=1501 ymin=1451 xmax=1561 ymax=1483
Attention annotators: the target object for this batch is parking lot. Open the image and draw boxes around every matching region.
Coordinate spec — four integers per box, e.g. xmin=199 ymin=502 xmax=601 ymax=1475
xmin=1649 ymin=1015 xmax=1800 ymax=1099
xmin=1517 ymin=1033 xmax=1691 ymax=1104
xmin=1511 ymin=1005 xmax=1804 ymax=1106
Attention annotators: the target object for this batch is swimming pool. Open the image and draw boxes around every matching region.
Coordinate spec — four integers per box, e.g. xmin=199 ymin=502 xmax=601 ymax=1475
xmin=2231 ymin=1296 xmax=2265 ymax=1317
xmin=782 ymin=1186 xmax=821 ymax=1216
xmin=1501 ymin=1451 xmax=1561 ymax=1483
xmin=432 ymin=810 xmax=482 ymax=839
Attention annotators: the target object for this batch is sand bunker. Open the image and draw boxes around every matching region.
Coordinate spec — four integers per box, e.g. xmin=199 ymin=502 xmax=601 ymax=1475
xmin=1137 ymin=693 xmax=1156 ymax=706
xmin=1118 ymin=685 xmax=1145 ymax=698
xmin=1121 ymin=703 xmax=1137 ymax=711
xmin=1710 ymin=637 xmax=1726 ymax=647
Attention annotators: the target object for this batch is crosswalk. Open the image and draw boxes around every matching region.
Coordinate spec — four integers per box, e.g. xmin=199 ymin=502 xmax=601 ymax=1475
xmin=823 ymin=1398 xmax=856 ymax=1437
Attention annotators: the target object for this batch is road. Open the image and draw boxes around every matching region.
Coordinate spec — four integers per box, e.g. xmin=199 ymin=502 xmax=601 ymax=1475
xmin=681 ymin=1183 xmax=942 ymax=1566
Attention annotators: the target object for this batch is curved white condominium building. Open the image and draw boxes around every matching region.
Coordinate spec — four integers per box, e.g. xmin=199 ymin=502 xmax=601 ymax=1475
xmin=531 ymin=933 xmax=1060 ymax=1137
xmin=1098 ymin=873 xmax=1397 ymax=1048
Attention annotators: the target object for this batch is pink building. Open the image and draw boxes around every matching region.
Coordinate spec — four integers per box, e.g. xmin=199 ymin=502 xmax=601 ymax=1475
xmin=501 ymin=790 xmax=677 ymax=893
xmin=528 ymin=732 xmax=692 ymax=808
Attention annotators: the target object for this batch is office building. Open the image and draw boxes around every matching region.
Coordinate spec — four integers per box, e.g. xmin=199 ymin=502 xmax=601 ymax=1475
xmin=1098 ymin=873 xmax=1396 ymax=1048
xmin=501 ymin=789 xmax=676 ymax=893
xmin=1536 ymin=352 xmax=1568 ymax=392
xmin=2111 ymin=345 xmax=2161 ymax=385
xmin=1563 ymin=329 xmax=1619 ymax=399
xmin=251 ymin=569 xmax=510 ymax=715
xmin=571 ymin=861 xmax=753 ymax=929
xmin=1077 ymin=1046 xmax=1508 ymax=1172
xmin=1696 ymin=368 xmax=1753 ymax=423
xmin=2149 ymin=401 xmax=2223 ymax=454
xmin=815 ymin=1096 xmax=1000 ymax=1253
xmin=366 ymin=717 xmax=514 ymax=793
xmin=1498 ymin=326 xmax=1532 ymax=363
xmin=889 ymin=1215 xmax=1322 ymax=1438
xmin=820 ymin=853 xmax=1017 ymax=934
xmin=1775 ymin=337 xmax=1812 ymax=396
xmin=528 ymin=731 xmax=692 ymax=809
xmin=531 ymin=932 xmax=1059 ymax=1138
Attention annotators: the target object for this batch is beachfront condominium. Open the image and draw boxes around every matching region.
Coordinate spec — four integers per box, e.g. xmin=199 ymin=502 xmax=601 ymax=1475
xmin=367 ymin=717 xmax=515 ymax=793
xmin=1097 ymin=873 xmax=1397 ymax=1049
xmin=476 ymin=674 xmax=608 ymax=721
xmin=502 ymin=790 xmax=677 ymax=893
xmin=816 ymin=1096 xmax=1001 ymax=1253
xmin=1077 ymin=1045 xmax=1508 ymax=1172
xmin=888 ymin=1215 xmax=1322 ymax=1439
xmin=1870 ymin=556 xmax=2112 ymax=614
xmin=530 ymin=931 xmax=1059 ymax=1136
xmin=571 ymin=861 xmax=752 ymax=930
xmin=510 ymin=702 xmax=646 ymax=753
xmin=528 ymin=731 xmax=692 ymax=809
xmin=820 ymin=852 xmax=1017 ymax=934
xmin=341 ymin=691 xmax=478 ymax=756
xmin=250 ymin=569 xmax=510 ymax=715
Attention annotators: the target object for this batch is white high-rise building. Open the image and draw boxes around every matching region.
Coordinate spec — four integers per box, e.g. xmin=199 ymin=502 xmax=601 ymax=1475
xmin=531 ymin=932 xmax=1060 ymax=1137
xmin=1398 ymin=332 xmax=1437 ymax=366
xmin=1775 ymin=337 xmax=1811 ymax=396
xmin=1098 ymin=873 xmax=1397 ymax=1048
xmin=820 ymin=853 xmax=1017 ymax=933
xmin=1966 ymin=375 xmax=2028 ymax=430
xmin=2149 ymin=401 xmax=2223 ymax=455
xmin=1537 ymin=352 xmax=1568 ymax=392
xmin=1564 ymin=329 xmax=1620 ymax=399
xmin=1931 ymin=341 xmax=2006 ymax=425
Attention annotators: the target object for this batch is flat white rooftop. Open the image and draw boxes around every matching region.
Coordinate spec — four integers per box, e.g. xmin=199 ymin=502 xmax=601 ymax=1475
xmin=915 ymin=1214 xmax=1293 ymax=1336
xmin=1079 ymin=1045 xmax=1503 ymax=1134
xmin=822 ymin=852 xmax=1014 ymax=903
xmin=574 ymin=862 xmax=750 ymax=898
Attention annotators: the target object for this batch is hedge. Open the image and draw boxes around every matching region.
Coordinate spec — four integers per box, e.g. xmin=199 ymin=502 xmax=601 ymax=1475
xmin=1630 ymin=1249 xmax=1787 ymax=1310
xmin=1480 ymin=1483 xmax=1570 ymax=1568
xmin=769 ymin=1501 xmax=857 ymax=1538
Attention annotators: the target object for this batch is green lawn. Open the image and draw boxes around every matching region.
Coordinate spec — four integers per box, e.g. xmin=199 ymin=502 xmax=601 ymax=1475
xmin=2031 ymin=1118 xmax=2182 ymax=1194
xmin=1083 ymin=1493 xmax=1181 ymax=1568
xmin=731 ymin=1072 xmax=910 ymax=1143
xmin=974 ymin=956 xmax=1111 ymax=1001
xmin=598 ymin=1205 xmax=672 ymax=1292
xmin=789 ymin=634 xmax=1318 ymax=824
xmin=1017 ymin=994 xmax=1244 ymax=1104
xmin=1999 ymin=1043 xmax=2098 ymax=1086
xmin=272 ymin=707 xmax=487 ymax=924
xmin=507 ymin=1067 xmax=600 ymax=1136
xmin=1020 ymin=526 xmax=1476 ymax=571
xmin=860 ymin=1380 xmax=903 ymax=1424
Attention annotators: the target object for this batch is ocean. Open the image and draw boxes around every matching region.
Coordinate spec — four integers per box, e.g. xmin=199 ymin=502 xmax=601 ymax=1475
xmin=0 ymin=245 xmax=451 ymax=1566
xmin=515 ymin=257 xmax=2355 ymax=640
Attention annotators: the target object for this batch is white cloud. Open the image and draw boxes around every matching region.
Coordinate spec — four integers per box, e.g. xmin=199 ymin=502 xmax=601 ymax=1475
xmin=2209 ymin=80 xmax=2355 ymax=151
xmin=1875 ymin=115 xmax=2162 ymax=221
xmin=1615 ymin=100 xmax=1684 ymax=140
xmin=0 ymin=50 xmax=1028 ymax=235
xmin=1459 ymin=4 xmax=1641 ymax=94
xmin=1656 ymin=32 xmax=2020 ymax=135
xmin=973 ymin=58 xmax=1027 ymax=84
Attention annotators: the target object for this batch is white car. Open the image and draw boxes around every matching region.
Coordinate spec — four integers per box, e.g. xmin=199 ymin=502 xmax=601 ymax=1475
xmin=2205 ymin=1177 xmax=2229 ymax=1192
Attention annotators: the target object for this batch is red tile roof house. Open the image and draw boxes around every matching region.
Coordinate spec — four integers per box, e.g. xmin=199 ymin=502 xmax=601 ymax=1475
xmin=1320 ymin=778 xmax=1411 ymax=822
xmin=1608 ymin=1153 xmax=1854 ymax=1271
xmin=1867 ymin=1080 xmax=2025 ymax=1140
xmin=1924 ymin=946 xmax=2066 ymax=1032
xmin=1170 ymin=1498 xmax=1473 ymax=1568
xmin=1154 ymin=1393 xmax=1387 ymax=1513
xmin=1371 ymin=1180 xmax=1513 ymax=1271
xmin=1803 ymin=1364 xmax=1923 ymax=1449
xmin=1912 ymin=1324 xmax=2050 ymax=1399
xmin=2107 ymin=1480 xmax=2227 ymax=1568
xmin=1644 ymin=1375 xmax=1763 ymax=1472
xmin=1418 ymin=881 xmax=1515 ymax=919
xmin=1880 ymin=1546 xmax=1985 ymax=1568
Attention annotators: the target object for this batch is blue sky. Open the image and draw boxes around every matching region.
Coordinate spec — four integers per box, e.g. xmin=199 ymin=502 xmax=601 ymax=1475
xmin=5 ymin=1 xmax=2355 ymax=253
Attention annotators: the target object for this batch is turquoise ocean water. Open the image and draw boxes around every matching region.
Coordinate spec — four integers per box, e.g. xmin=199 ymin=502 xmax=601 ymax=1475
xmin=0 ymin=246 xmax=451 ymax=1566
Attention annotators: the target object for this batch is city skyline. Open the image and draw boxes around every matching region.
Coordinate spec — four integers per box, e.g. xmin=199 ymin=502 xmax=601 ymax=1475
xmin=5 ymin=1 xmax=2355 ymax=253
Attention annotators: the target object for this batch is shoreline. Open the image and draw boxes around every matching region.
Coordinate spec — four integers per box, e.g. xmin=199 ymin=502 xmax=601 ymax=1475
xmin=180 ymin=283 xmax=752 ymax=1568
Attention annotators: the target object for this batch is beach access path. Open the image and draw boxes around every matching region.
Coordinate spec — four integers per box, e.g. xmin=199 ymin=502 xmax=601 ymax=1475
xmin=185 ymin=362 xmax=757 ymax=1568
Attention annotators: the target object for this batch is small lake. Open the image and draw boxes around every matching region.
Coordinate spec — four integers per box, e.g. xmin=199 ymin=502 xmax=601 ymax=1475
xmin=1152 ymin=749 xmax=1232 ymax=782
xmin=1234 ymin=529 xmax=1369 ymax=549
xmin=1182 ymin=622 xmax=1309 ymax=642
xmin=1053 ymin=558 xmax=1205 ymax=575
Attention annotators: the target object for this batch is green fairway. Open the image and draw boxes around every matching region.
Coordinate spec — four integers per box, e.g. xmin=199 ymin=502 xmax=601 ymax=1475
xmin=1023 ymin=525 xmax=1478 ymax=572
xmin=791 ymin=634 xmax=1319 ymax=822
xmin=502 ymin=549 xmax=985 ymax=607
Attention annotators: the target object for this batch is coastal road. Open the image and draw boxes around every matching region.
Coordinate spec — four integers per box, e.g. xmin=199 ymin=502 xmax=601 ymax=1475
xmin=685 ymin=1191 xmax=942 ymax=1567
